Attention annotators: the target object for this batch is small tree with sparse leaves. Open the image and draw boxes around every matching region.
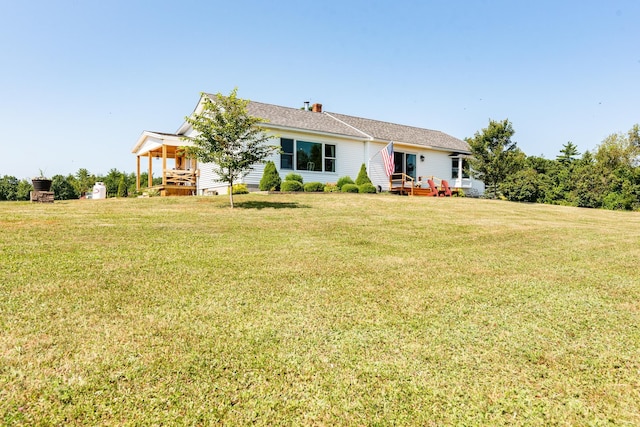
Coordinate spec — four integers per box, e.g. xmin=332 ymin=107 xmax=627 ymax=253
xmin=183 ymin=89 xmax=278 ymax=208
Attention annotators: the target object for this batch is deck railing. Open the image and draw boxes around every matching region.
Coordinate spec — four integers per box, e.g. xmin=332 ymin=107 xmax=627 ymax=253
xmin=165 ymin=169 xmax=197 ymax=186
xmin=389 ymin=173 xmax=415 ymax=195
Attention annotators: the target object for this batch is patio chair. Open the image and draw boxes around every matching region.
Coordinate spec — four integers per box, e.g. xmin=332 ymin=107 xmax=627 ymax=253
xmin=426 ymin=179 xmax=440 ymax=197
xmin=439 ymin=180 xmax=453 ymax=197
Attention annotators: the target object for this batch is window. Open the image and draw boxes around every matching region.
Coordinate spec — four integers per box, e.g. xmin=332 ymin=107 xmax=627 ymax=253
xmin=281 ymin=138 xmax=294 ymax=170
xmin=451 ymin=158 xmax=459 ymax=179
xmin=296 ymin=140 xmax=322 ymax=171
xmin=324 ymin=144 xmax=336 ymax=172
xmin=280 ymin=138 xmax=336 ymax=172
xmin=451 ymin=157 xmax=470 ymax=179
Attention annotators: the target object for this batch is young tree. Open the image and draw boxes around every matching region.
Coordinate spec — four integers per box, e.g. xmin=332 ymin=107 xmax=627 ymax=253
xmin=117 ymin=175 xmax=127 ymax=197
xmin=74 ymin=168 xmax=94 ymax=197
xmin=355 ymin=163 xmax=372 ymax=185
xmin=183 ymin=89 xmax=277 ymax=208
xmin=465 ymin=119 xmax=521 ymax=198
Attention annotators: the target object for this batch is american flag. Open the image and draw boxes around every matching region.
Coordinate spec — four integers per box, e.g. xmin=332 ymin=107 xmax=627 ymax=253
xmin=381 ymin=142 xmax=394 ymax=177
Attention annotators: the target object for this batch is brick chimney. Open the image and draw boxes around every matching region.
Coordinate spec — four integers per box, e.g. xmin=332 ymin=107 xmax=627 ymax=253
xmin=311 ymin=103 xmax=322 ymax=113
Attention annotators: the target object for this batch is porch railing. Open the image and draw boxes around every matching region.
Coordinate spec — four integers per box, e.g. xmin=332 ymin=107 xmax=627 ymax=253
xmin=389 ymin=173 xmax=415 ymax=195
xmin=165 ymin=169 xmax=197 ymax=186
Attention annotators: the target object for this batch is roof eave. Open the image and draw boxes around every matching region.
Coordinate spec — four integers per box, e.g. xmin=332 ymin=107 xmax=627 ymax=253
xmin=262 ymin=123 xmax=372 ymax=142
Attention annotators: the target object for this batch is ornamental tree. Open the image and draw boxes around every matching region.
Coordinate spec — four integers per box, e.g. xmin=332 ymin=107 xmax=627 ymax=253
xmin=259 ymin=161 xmax=281 ymax=191
xmin=355 ymin=163 xmax=372 ymax=185
xmin=183 ymin=89 xmax=277 ymax=208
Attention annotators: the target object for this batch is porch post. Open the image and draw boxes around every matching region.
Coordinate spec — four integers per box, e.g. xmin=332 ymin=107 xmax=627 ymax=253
xmin=148 ymin=154 xmax=153 ymax=188
xmin=136 ymin=155 xmax=141 ymax=191
xmin=162 ymin=145 xmax=167 ymax=186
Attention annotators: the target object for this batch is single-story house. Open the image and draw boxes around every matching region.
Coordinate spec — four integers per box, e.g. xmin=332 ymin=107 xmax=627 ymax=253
xmin=131 ymin=94 xmax=484 ymax=196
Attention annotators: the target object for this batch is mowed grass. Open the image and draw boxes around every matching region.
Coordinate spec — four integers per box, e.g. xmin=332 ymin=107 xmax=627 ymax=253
xmin=1 ymin=193 xmax=639 ymax=425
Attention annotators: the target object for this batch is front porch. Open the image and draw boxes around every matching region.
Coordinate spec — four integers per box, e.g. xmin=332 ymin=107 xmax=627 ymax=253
xmin=132 ymin=131 xmax=198 ymax=196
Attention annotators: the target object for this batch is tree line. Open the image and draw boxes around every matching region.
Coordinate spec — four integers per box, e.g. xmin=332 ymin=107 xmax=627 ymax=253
xmin=0 ymin=168 xmax=162 ymax=201
xmin=467 ymin=120 xmax=640 ymax=210
xmin=3 ymin=112 xmax=639 ymax=210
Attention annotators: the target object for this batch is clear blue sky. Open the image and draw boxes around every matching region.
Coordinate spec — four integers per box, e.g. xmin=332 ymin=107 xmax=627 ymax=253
xmin=1 ymin=0 xmax=638 ymax=179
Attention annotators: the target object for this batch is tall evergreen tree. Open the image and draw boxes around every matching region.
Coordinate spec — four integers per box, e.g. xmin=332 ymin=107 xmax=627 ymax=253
xmin=556 ymin=141 xmax=580 ymax=164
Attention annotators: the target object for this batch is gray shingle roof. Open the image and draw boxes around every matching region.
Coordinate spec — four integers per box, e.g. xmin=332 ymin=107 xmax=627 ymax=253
xmin=325 ymin=112 xmax=470 ymax=152
xmin=243 ymin=99 xmax=367 ymax=139
xmin=205 ymin=94 xmax=469 ymax=152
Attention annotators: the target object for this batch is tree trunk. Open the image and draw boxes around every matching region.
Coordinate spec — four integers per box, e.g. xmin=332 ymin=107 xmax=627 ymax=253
xmin=228 ymin=181 xmax=234 ymax=209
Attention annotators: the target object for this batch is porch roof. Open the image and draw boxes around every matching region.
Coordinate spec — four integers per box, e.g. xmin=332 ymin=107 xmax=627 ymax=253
xmin=132 ymin=131 xmax=191 ymax=156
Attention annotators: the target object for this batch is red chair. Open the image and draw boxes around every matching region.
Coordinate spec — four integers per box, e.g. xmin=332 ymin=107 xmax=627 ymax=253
xmin=440 ymin=180 xmax=453 ymax=197
xmin=427 ymin=179 xmax=440 ymax=197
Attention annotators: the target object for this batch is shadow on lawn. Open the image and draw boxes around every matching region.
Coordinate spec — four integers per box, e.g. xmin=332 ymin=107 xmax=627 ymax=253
xmin=235 ymin=201 xmax=310 ymax=210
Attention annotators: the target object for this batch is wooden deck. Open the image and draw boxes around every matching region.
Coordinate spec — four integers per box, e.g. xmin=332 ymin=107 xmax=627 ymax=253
xmin=390 ymin=186 xmax=438 ymax=196
xmin=389 ymin=173 xmax=460 ymax=197
xmin=146 ymin=184 xmax=196 ymax=197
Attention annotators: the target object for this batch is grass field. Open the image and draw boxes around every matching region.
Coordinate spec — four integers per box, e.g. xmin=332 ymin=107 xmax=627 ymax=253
xmin=1 ymin=193 xmax=639 ymax=425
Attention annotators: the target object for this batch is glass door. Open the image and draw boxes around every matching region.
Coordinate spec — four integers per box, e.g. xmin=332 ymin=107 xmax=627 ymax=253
xmin=393 ymin=151 xmax=417 ymax=181
xmin=405 ymin=154 xmax=416 ymax=181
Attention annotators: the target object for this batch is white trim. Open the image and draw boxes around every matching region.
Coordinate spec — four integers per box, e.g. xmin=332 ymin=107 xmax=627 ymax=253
xmin=323 ymin=112 xmax=373 ymax=139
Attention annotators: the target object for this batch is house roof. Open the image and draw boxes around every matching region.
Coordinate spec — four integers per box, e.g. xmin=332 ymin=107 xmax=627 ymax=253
xmin=325 ymin=112 xmax=470 ymax=152
xmin=242 ymin=99 xmax=368 ymax=139
xmin=183 ymin=93 xmax=470 ymax=153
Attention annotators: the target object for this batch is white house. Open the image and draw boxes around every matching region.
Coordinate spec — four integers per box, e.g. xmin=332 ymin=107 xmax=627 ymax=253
xmin=131 ymin=94 xmax=484 ymax=196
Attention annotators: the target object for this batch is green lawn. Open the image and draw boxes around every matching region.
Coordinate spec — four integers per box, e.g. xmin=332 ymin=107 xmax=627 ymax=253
xmin=1 ymin=194 xmax=639 ymax=425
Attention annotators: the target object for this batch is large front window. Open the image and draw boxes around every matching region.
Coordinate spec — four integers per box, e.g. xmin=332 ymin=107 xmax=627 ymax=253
xmin=280 ymin=138 xmax=336 ymax=172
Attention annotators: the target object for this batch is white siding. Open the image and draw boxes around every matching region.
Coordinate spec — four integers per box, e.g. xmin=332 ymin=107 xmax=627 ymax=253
xmin=190 ymin=130 xmax=485 ymax=195
xmin=421 ymin=151 xmax=451 ymax=182
xmin=197 ymin=163 xmax=227 ymax=195
xmin=368 ymin=142 xmax=390 ymax=190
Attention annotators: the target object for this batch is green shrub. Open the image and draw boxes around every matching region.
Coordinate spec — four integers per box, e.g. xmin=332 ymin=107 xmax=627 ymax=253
xmin=355 ymin=164 xmax=372 ymax=185
xmin=336 ymin=176 xmax=354 ymax=190
xmin=500 ymin=169 xmax=549 ymax=203
xmin=117 ymin=176 xmax=127 ymax=197
xmin=602 ymin=192 xmax=634 ymax=210
xmin=304 ymin=182 xmax=324 ymax=192
xmin=232 ymin=184 xmax=249 ymax=194
xmin=259 ymin=161 xmax=281 ymax=191
xmin=358 ymin=183 xmax=377 ymax=193
xmin=341 ymin=183 xmax=359 ymax=193
xmin=324 ymin=183 xmax=339 ymax=192
xmin=281 ymin=180 xmax=303 ymax=192
xmin=284 ymin=173 xmax=303 ymax=184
